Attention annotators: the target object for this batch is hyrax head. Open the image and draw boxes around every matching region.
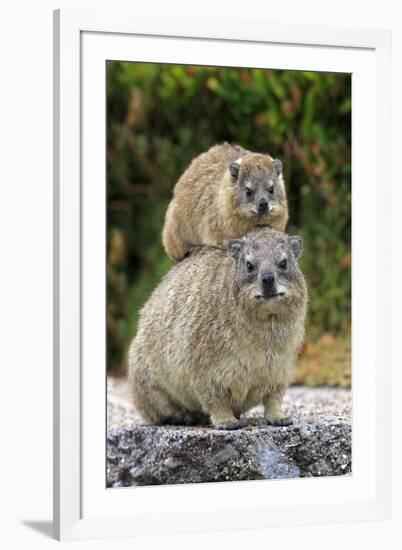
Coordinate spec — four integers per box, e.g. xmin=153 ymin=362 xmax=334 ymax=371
xmin=228 ymin=153 xmax=286 ymax=223
xmin=228 ymin=228 xmax=306 ymax=313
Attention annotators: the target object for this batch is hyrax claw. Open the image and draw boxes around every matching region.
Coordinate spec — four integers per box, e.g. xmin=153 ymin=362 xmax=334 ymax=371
xmin=265 ymin=415 xmax=293 ymax=427
xmin=214 ymin=418 xmax=247 ymax=431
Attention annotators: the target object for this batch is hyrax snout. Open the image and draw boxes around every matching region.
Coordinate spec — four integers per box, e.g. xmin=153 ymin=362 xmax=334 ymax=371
xmin=129 ymin=227 xmax=307 ymax=430
xmin=162 ymin=143 xmax=289 ymax=262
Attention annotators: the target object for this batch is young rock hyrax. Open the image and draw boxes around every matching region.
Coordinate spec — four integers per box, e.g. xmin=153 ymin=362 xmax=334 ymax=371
xmin=129 ymin=227 xmax=307 ymax=429
xmin=162 ymin=143 xmax=289 ymax=262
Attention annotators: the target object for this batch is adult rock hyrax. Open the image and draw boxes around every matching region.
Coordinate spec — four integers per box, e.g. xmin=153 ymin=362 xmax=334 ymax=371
xmin=128 ymin=227 xmax=307 ymax=429
xmin=162 ymin=143 xmax=289 ymax=262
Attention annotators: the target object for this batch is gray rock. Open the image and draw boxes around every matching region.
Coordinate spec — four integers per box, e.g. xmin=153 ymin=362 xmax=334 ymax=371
xmin=106 ymin=422 xmax=351 ymax=487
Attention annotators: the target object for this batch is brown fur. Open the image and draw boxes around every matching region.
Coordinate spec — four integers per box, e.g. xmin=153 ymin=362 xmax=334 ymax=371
xmin=162 ymin=143 xmax=289 ymax=262
xmin=128 ymin=228 xmax=307 ymax=429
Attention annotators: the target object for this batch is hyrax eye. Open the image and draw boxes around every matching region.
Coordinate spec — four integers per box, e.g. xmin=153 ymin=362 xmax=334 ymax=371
xmin=269 ymin=185 xmax=275 ymax=194
xmin=245 ymin=188 xmax=253 ymax=197
xmin=279 ymin=258 xmax=287 ymax=269
xmin=246 ymin=261 xmax=254 ymax=273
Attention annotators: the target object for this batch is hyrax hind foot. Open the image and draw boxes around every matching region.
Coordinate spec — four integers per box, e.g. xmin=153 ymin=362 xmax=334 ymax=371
xmin=162 ymin=412 xmax=211 ymax=427
xmin=208 ymin=403 xmax=247 ymax=430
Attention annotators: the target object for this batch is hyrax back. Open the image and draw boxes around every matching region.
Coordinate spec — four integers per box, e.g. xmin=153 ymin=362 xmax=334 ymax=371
xmin=162 ymin=143 xmax=289 ymax=262
xmin=129 ymin=227 xmax=307 ymax=429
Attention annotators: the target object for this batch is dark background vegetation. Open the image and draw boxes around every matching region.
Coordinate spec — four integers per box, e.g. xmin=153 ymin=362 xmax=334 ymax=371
xmin=107 ymin=62 xmax=351 ymax=386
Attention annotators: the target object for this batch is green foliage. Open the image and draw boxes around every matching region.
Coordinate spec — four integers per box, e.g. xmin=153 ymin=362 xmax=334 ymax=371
xmin=107 ymin=62 xmax=351 ymax=373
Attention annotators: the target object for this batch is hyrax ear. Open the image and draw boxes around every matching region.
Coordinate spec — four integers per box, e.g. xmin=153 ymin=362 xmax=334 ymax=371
xmin=272 ymin=159 xmax=283 ymax=175
xmin=228 ymin=239 xmax=245 ymax=260
xmin=289 ymin=235 xmax=303 ymax=259
xmin=229 ymin=158 xmax=242 ymax=179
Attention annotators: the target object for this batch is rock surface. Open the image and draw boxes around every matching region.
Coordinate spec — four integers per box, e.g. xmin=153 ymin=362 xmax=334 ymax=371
xmin=106 ymin=377 xmax=352 ymax=487
xmin=107 ymin=422 xmax=351 ymax=487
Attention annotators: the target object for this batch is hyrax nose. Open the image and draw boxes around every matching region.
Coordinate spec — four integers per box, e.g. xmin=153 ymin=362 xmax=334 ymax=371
xmin=262 ymin=271 xmax=275 ymax=287
xmin=259 ymin=198 xmax=268 ymax=212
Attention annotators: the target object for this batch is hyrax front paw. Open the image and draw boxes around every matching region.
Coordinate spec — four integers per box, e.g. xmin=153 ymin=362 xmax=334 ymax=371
xmin=214 ymin=418 xmax=247 ymax=431
xmin=265 ymin=415 xmax=293 ymax=427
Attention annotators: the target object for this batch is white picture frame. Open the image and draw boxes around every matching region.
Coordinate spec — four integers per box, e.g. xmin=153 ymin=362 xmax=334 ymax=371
xmin=53 ymin=8 xmax=392 ymax=541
